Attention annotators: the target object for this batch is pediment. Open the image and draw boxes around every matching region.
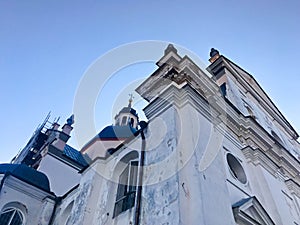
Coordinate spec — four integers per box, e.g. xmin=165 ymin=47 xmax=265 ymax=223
xmin=232 ymin=197 xmax=275 ymax=225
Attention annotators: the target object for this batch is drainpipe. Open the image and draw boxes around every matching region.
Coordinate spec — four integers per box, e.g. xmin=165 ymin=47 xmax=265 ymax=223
xmin=48 ymin=197 xmax=62 ymax=225
xmin=134 ymin=121 xmax=147 ymax=225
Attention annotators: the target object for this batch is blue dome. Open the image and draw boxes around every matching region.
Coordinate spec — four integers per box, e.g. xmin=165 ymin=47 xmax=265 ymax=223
xmin=0 ymin=164 xmax=51 ymax=192
xmin=98 ymin=125 xmax=137 ymax=139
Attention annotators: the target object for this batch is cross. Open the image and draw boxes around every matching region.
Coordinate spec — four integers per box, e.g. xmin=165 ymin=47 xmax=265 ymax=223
xmin=128 ymin=93 xmax=134 ymax=107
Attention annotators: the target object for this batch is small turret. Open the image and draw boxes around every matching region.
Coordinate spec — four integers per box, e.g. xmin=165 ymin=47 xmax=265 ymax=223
xmin=81 ymin=98 xmax=140 ymax=160
xmin=51 ymin=115 xmax=74 ymax=151
xmin=209 ymin=48 xmax=220 ymax=63
xmin=62 ymin=114 xmax=74 ymax=136
xmin=114 ymin=94 xmax=139 ymax=128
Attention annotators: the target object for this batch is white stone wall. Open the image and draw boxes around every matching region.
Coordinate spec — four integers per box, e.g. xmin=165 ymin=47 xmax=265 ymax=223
xmin=58 ymin=148 xmax=140 ymax=225
xmin=0 ymin=176 xmax=55 ymax=225
xmin=38 ymin=154 xmax=81 ymax=196
xmin=139 ymin=100 xmax=235 ymax=225
xmin=51 ymin=51 xmax=300 ymax=224
xmin=82 ymin=139 xmax=123 ymax=160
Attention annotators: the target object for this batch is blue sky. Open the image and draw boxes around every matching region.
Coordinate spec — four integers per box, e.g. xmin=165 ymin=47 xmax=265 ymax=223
xmin=0 ymin=0 xmax=299 ymax=163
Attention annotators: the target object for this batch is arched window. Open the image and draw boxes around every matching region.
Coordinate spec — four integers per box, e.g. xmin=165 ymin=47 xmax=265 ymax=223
xmin=0 ymin=208 xmax=24 ymax=225
xmin=130 ymin=118 xmax=135 ymax=127
xmin=113 ymin=151 xmax=139 ymax=218
xmin=121 ymin=116 xmax=127 ymax=125
xmin=114 ymin=160 xmax=138 ymax=217
xmin=61 ymin=201 xmax=74 ymax=225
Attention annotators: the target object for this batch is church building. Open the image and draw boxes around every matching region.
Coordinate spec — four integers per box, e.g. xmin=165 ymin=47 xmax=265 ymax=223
xmin=1 ymin=44 xmax=300 ymax=225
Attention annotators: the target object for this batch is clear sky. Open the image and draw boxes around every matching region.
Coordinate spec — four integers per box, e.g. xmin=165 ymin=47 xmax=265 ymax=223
xmin=1 ymin=0 xmax=299 ymax=163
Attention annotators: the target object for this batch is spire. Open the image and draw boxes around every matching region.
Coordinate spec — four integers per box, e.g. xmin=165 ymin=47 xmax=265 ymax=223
xmin=128 ymin=93 xmax=134 ymax=108
xmin=66 ymin=114 xmax=75 ymax=126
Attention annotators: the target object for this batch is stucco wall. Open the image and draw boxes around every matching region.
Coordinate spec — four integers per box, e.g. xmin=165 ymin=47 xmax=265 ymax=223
xmin=38 ymin=155 xmax=81 ymax=196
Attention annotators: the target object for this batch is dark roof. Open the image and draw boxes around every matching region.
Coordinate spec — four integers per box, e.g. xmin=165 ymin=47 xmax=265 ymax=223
xmin=63 ymin=145 xmax=88 ymax=167
xmin=98 ymin=125 xmax=137 ymax=139
xmin=0 ymin=163 xmax=50 ymax=192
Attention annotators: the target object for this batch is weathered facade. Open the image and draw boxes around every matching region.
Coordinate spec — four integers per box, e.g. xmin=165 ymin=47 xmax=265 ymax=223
xmin=1 ymin=45 xmax=300 ymax=225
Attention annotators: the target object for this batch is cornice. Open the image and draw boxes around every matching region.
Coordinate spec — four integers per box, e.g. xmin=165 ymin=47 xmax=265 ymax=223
xmin=3 ymin=176 xmax=55 ymax=201
xmin=143 ymin=80 xmax=300 ymax=186
xmin=139 ymin=49 xmax=300 ymax=188
xmin=208 ymin=56 xmax=298 ymax=139
xmin=241 ymin=146 xmax=282 ymax=178
xmin=241 ymin=145 xmax=300 ymax=186
xmin=285 ymin=179 xmax=300 ymax=198
xmin=221 ymin=101 xmax=300 ymax=183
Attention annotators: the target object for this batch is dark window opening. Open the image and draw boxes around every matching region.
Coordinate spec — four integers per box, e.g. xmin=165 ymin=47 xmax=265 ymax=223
xmin=0 ymin=208 xmax=24 ymax=225
xmin=121 ymin=116 xmax=127 ymax=126
xmin=130 ymin=118 xmax=134 ymax=127
xmin=220 ymin=83 xmax=227 ymax=96
xmin=226 ymin=153 xmax=247 ymax=184
xmin=113 ymin=161 xmax=138 ymax=217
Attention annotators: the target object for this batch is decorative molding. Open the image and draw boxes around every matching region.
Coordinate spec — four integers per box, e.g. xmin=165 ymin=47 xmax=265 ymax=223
xmin=232 ymin=196 xmax=275 ymax=225
xmin=137 ymin=46 xmax=300 ymax=191
xmin=286 ymin=179 xmax=300 ymax=198
xmin=3 ymin=176 xmax=55 ymax=201
xmin=242 ymin=146 xmax=282 ymax=178
xmin=241 ymin=145 xmax=300 ymax=186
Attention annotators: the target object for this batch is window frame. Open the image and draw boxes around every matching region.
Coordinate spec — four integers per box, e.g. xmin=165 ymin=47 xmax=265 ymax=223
xmin=113 ymin=160 xmax=138 ymax=218
xmin=226 ymin=153 xmax=247 ymax=184
xmin=121 ymin=116 xmax=128 ymax=126
xmin=0 ymin=207 xmax=25 ymax=225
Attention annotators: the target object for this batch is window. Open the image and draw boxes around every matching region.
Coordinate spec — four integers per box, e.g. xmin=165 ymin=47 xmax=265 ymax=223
xmin=121 ymin=116 xmax=127 ymax=126
xmin=61 ymin=201 xmax=74 ymax=225
xmin=220 ymin=83 xmax=227 ymax=96
xmin=226 ymin=153 xmax=247 ymax=184
xmin=129 ymin=118 xmax=134 ymax=127
xmin=113 ymin=160 xmax=138 ymax=217
xmin=0 ymin=208 xmax=24 ymax=225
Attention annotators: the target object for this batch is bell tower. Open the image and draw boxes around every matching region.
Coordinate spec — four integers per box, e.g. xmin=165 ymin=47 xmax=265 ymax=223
xmin=114 ymin=94 xmax=139 ymax=129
